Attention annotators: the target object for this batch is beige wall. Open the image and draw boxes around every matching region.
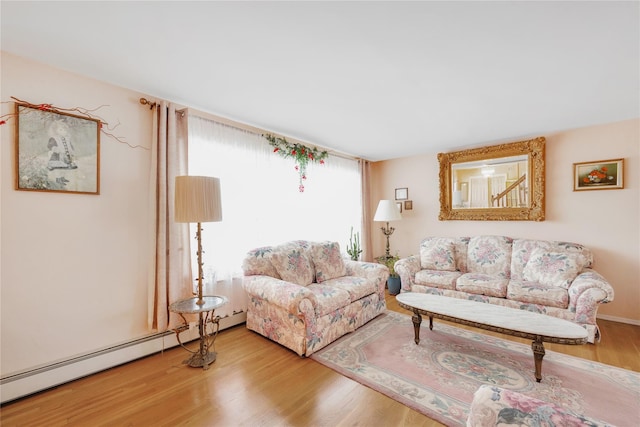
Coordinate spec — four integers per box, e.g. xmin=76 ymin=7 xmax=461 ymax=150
xmin=1 ymin=51 xmax=637 ymax=379
xmin=1 ymin=52 xmax=154 ymax=374
xmin=371 ymin=119 xmax=639 ymax=324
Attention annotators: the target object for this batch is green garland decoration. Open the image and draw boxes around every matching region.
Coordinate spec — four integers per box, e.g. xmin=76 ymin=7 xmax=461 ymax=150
xmin=264 ymin=134 xmax=328 ymax=192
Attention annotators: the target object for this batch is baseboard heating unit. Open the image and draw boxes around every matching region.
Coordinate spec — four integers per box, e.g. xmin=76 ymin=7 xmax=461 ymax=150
xmin=0 ymin=312 xmax=246 ymax=404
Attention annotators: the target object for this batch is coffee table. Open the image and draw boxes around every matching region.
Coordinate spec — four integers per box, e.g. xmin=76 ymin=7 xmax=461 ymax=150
xmin=396 ymin=292 xmax=588 ymax=382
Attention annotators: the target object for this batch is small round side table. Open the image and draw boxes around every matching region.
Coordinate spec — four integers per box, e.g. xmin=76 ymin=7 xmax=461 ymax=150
xmin=169 ymin=295 xmax=228 ymax=370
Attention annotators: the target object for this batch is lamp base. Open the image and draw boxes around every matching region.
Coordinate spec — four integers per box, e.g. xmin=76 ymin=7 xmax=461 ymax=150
xmin=184 ymin=351 xmax=217 ymax=369
xmin=381 ymin=221 xmax=395 ymax=257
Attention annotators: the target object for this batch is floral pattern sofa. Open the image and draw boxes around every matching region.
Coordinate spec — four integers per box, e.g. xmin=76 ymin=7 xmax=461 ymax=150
xmin=467 ymin=385 xmax=612 ymax=426
xmin=242 ymin=240 xmax=389 ymax=356
xmin=395 ymin=235 xmax=614 ymax=343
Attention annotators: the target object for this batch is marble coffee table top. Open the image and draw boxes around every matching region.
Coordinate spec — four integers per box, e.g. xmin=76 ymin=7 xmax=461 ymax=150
xmin=396 ymin=292 xmax=588 ymax=340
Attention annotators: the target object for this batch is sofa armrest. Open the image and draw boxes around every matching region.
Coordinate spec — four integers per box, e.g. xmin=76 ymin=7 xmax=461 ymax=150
xmin=243 ymin=275 xmax=318 ymax=315
xmin=395 ymin=255 xmax=421 ymax=292
xmin=568 ymin=269 xmax=614 ymax=322
xmin=344 ymin=260 xmax=389 ymax=294
xmin=569 ymin=269 xmax=614 ymax=305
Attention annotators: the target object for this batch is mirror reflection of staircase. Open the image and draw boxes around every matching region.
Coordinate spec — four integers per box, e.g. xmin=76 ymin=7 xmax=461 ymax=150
xmin=492 ymin=174 xmax=527 ymax=207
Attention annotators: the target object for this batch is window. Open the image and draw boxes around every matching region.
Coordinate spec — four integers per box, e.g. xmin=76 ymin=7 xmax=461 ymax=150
xmin=188 ymin=115 xmax=362 ymax=315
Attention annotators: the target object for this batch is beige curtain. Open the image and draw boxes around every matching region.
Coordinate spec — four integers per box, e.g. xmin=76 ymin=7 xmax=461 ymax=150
xmin=359 ymin=159 xmax=373 ymax=262
xmin=147 ymin=101 xmax=193 ymax=331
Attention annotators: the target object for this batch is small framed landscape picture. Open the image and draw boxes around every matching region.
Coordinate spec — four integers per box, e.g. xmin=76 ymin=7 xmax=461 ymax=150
xmin=573 ymin=158 xmax=624 ymax=191
xmin=404 ymin=200 xmax=413 ymax=210
xmin=395 ymin=187 xmax=408 ymax=200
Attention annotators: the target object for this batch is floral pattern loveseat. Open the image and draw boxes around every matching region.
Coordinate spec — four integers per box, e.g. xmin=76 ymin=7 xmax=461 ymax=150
xmin=395 ymin=235 xmax=614 ymax=343
xmin=242 ymin=240 xmax=389 ymax=356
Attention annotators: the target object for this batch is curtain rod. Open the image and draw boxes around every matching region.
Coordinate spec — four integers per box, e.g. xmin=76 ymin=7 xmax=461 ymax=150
xmin=187 ymin=107 xmax=360 ymax=162
xmin=139 ymin=97 xmax=360 ymax=161
xmin=139 ymin=97 xmax=157 ymax=109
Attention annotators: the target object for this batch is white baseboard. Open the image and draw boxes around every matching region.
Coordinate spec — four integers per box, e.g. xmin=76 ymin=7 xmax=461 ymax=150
xmin=597 ymin=314 xmax=640 ymax=326
xmin=0 ymin=312 xmax=246 ymax=404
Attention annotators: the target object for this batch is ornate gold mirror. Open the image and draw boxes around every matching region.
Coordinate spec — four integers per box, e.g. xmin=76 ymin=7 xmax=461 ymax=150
xmin=438 ymin=137 xmax=545 ymax=221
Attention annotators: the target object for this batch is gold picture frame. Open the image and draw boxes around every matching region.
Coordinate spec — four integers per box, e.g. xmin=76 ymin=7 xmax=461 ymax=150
xmin=438 ymin=137 xmax=545 ymax=221
xmin=15 ymin=103 xmax=100 ymax=194
xmin=573 ymin=158 xmax=624 ymax=191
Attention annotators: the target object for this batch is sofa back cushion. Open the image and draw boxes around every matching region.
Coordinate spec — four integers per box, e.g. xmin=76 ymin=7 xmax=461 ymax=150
xmin=454 ymin=237 xmax=471 ymax=273
xmin=511 ymin=239 xmax=593 ymax=281
xmin=553 ymin=241 xmax=593 ymax=268
xmin=522 ymin=248 xmax=587 ymax=289
xmin=466 ymin=236 xmax=513 ymax=278
xmin=268 ymin=241 xmax=315 ymax=286
xmin=419 ymin=237 xmax=457 ymax=271
xmin=310 ymin=241 xmax=347 ymax=282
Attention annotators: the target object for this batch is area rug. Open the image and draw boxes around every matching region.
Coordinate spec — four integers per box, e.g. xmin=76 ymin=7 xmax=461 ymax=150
xmin=310 ymin=311 xmax=640 ymax=426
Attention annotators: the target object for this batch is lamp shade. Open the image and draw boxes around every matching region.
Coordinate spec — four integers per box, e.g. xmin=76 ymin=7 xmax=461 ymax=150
xmin=373 ymin=200 xmax=402 ymax=222
xmin=174 ymin=176 xmax=222 ymax=223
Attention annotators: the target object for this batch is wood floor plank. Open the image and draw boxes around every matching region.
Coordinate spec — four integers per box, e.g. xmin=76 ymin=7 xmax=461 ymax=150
xmin=1 ymin=291 xmax=638 ymax=426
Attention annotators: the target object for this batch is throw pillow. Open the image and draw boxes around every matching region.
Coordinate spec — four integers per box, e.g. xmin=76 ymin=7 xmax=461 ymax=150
xmin=242 ymin=246 xmax=281 ymax=279
xmin=522 ymin=248 xmax=585 ymax=289
xmin=310 ymin=241 xmax=347 ymax=283
xmin=269 ymin=242 xmax=315 ymax=286
xmin=420 ymin=238 xmax=457 ymax=271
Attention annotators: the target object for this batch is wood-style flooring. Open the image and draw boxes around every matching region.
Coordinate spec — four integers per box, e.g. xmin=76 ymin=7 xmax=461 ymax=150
xmin=2 ymin=292 xmax=639 ymax=426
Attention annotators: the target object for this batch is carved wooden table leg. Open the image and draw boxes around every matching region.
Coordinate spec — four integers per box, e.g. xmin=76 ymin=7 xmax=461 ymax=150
xmin=429 ymin=315 xmax=433 ymax=330
xmin=411 ymin=311 xmax=422 ymax=344
xmin=532 ymin=336 xmax=546 ymax=382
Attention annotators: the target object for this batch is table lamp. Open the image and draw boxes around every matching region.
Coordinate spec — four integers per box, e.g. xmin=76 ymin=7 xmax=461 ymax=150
xmin=373 ymin=199 xmax=402 ymax=257
xmin=174 ymin=175 xmax=222 ymax=305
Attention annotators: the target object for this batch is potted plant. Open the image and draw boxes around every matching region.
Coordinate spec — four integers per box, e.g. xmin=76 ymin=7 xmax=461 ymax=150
xmin=346 ymin=227 xmax=362 ymax=261
xmin=376 ymin=254 xmax=401 ymax=295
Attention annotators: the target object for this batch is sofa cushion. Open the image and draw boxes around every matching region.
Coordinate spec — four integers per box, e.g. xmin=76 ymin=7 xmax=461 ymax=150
xmin=242 ymin=246 xmax=281 ymax=279
xmin=467 ymin=236 xmax=512 ymax=278
xmin=320 ymin=275 xmax=376 ymax=302
xmin=310 ymin=241 xmax=347 ymax=283
xmin=454 ymin=237 xmax=471 ymax=273
xmin=306 ymin=283 xmax=352 ymax=316
xmin=554 ymin=241 xmax=594 ymax=268
xmin=420 ymin=237 xmax=457 ymax=271
xmin=269 ymin=242 xmax=315 ymax=286
xmin=507 ymin=280 xmax=569 ymax=309
xmin=456 ymin=273 xmax=508 ymax=297
xmin=415 ymin=269 xmax=461 ymax=290
xmin=510 ymin=239 xmax=553 ymax=281
xmin=523 ymin=248 xmax=585 ymax=289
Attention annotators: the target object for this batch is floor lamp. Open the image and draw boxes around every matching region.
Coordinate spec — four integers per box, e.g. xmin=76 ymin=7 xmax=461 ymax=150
xmin=373 ymin=199 xmax=402 ymax=258
xmin=174 ymin=175 xmax=222 ymax=305
xmin=173 ymin=175 xmax=226 ymax=369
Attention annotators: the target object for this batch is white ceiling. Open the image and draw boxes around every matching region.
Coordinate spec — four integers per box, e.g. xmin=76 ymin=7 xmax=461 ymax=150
xmin=2 ymin=1 xmax=638 ymax=161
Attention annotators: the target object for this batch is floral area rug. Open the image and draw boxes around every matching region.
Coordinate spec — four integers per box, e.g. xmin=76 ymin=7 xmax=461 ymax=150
xmin=310 ymin=311 xmax=640 ymax=426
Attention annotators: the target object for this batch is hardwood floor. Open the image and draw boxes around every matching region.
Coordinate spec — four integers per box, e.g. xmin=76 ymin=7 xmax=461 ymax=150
xmin=2 ymin=292 xmax=639 ymax=426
